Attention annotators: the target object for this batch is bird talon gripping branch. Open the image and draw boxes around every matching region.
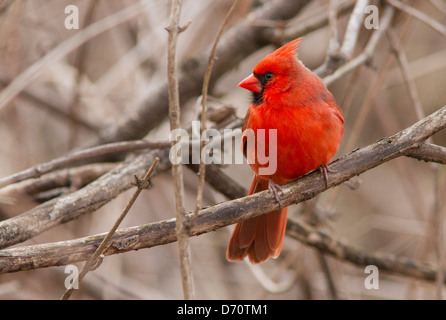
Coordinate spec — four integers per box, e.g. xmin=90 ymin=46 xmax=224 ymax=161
xmin=268 ymin=179 xmax=284 ymax=207
xmin=319 ymin=164 xmax=335 ymax=188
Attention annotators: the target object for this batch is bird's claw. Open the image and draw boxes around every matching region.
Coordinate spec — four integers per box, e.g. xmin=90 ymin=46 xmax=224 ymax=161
xmin=319 ymin=164 xmax=335 ymax=188
xmin=269 ymin=179 xmax=284 ymax=208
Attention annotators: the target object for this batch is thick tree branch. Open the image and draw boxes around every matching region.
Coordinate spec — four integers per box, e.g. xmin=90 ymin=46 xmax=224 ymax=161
xmin=1 ymin=105 xmax=445 ymax=278
xmin=0 ymin=209 xmax=443 ymax=284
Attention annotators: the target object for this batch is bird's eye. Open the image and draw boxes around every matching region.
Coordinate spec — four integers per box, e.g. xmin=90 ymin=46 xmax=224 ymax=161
xmin=265 ymin=72 xmax=274 ymax=81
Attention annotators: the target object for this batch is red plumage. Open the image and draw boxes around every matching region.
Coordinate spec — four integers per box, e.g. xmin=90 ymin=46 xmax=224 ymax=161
xmin=226 ymin=38 xmax=344 ymax=264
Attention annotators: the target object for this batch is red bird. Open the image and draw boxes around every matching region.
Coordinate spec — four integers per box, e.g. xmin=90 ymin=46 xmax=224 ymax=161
xmin=226 ymin=38 xmax=344 ymax=263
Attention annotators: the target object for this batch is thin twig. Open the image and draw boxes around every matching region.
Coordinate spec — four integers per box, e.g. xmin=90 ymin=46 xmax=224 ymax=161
xmin=283 ymin=0 xmax=355 ymax=41
xmin=328 ymin=0 xmax=340 ymax=53
xmin=69 ymin=0 xmax=99 ymax=149
xmin=192 ymin=0 xmax=240 ymax=227
xmin=387 ymin=27 xmax=444 ymax=297
xmin=314 ymin=0 xmax=369 ymax=77
xmin=60 ymin=157 xmax=159 ymax=300
xmin=339 ymin=0 xmax=369 ymax=59
xmin=316 ymin=251 xmax=339 ymax=299
xmin=429 ymin=0 xmax=446 ymax=15
xmin=434 ymin=163 xmax=444 ymax=299
xmin=0 ymin=78 xmax=98 ymax=133
xmin=323 ymin=5 xmax=395 ymax=85
xmin=386 ymin=0 xmax=446 ymax=36
xmin=387 ymin=29 xmax=425 ymax=122
xmin=166 ymin=0 xmax=195 ymax=300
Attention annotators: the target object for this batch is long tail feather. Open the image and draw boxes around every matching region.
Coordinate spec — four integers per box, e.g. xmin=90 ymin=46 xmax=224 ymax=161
xmin=226 ymin=176 xmax=288 ymax=264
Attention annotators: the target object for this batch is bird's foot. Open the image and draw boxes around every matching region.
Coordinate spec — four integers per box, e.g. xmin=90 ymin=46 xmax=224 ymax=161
xmin=319 ymin=164 xmax=335 ymax=188
xmin=269 ymin=179 xmax=284 ymax=208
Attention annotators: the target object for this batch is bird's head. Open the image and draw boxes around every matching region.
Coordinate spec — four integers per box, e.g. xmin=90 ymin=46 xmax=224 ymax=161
xmin=238 ymin=38 xmax=302 ymax=106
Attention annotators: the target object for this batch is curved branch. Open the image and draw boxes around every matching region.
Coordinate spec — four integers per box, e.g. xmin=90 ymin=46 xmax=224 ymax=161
xmin=404 ymin=143 xmax=446 ymax=165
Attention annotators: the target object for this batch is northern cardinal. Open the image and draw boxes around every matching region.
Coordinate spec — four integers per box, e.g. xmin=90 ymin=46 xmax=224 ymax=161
xmin=226 ymin=38 xmax=344 ymax=263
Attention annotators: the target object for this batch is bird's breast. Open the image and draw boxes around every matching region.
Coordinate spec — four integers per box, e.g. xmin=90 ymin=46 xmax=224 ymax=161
xmin=245 ymin=102 xmax=343 ymax=182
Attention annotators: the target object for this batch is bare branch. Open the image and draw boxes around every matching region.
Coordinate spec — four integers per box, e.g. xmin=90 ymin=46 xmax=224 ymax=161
xmin=386 ymin=26 xmax=444 ymax=298
xmin=1 ymin=102 xmax=445 ymax=253
xmin=339 ymin=0 xmax=369 ymax=59
xmin=404 ymin=143 xmax=446 ymax=165
xmin=323 ymin=5 xmax=395 ymax=85
xmin=0 ymin=77 xmax=98 ymax=133
xmin=285 ymin=217 xmax=443 ymax=283
xmin=387 ymin=28 xmax=425 ymax=121
xmin=193 ymin=0 xmax=240 ymax=229
xmin=386 ymin=0 xmax=446 ymax=36
xmin=327 ymin=0 xmax=340 ymax=54
xmin=166 ymin=0 xmax=195 ymax=300
xmin=314 ymin=0 xmax=370 ymax=78
xmin=283 ymin=0 xmax=355 ymax=41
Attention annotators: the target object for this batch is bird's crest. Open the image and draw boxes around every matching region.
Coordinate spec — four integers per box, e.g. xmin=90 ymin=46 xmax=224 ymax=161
xmin=271 ymin=38 xmax=301 ymax=59
xmin=254 ymin=38 xmax=301 ymax=76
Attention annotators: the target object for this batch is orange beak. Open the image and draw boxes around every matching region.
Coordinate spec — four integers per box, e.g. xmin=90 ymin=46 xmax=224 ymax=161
xmin=238 ymin=74 xmax=261 ymax=93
